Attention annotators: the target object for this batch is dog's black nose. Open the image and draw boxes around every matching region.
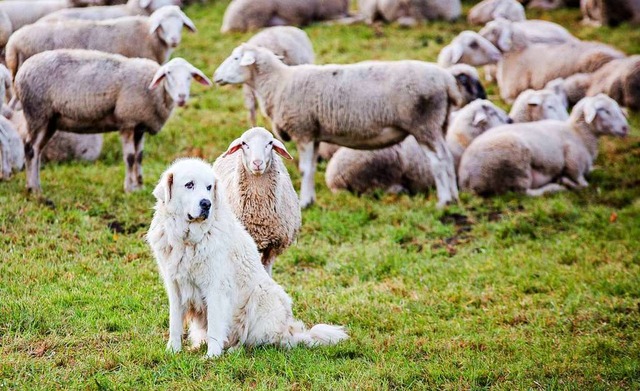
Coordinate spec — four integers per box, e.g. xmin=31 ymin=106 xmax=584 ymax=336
xmin=200 ymin=199 xmax=211 ymax=210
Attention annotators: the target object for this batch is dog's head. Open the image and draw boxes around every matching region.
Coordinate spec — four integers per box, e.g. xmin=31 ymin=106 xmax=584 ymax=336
xmin=153 ymin=158 xmax=218 ymax=223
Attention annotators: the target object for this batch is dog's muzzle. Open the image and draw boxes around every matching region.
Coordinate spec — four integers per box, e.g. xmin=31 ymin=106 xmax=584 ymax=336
xmin=188 ymin=199 xmax=212 ymax=221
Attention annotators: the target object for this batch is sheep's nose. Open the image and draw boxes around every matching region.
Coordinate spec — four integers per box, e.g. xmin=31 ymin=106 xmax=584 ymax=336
xmin=252 ymin=160 xmax=263 ymax=168
xmin=621 ymin=125 xmax=629 ymax=135
xmin=178 ymin=93 xmax=186 ymax=100
xmin=200 ymin=199 xmax=211 ymax=210
xmin=507 ymin=117 xmax=514 ymax=124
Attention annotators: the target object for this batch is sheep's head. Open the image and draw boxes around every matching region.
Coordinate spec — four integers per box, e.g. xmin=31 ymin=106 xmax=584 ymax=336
xmin=148 ymin=57 xmax=212 ymax=107
xmin=521 ymin=90 xmax=569 ymax=121
xmin=580 ymin=94 xmax=629 ymax=137
xmin=214 ymin=44 xmax=279 ymax=86
xmin=491 ymin=0 xmax=525 ymax=22
xmin=153 ymin=158 xmax=218 ymax=224
xmin=222 ymin=127 xmax=293 ymax=176
xmin=479 ymin=18 xmax=514 ymax=52
xmin=149 ymin=6 xmax=196 ymax=49
xmin=138 ymin=0 xmax=182 ymax=12
xmin=437 ymin=31 xmax=502 ymax=67
xmin=466 ymin=99 xmax=512 ymax=138
xmin=448 ymin=64 xmax=486 ymax=106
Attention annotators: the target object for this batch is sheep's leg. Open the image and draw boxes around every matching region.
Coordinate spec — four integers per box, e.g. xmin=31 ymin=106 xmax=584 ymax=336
xmin=243 ymin=84 xmax=257 ymax=127
xmin=526 ymin=183 xmax=567 ymax=197
xmin=120 ymin=129 xmax=141 ymax=192
xmin=24 ymin=118 xmax=56 ymax=193
xmin=419 ymin=136 xmax=458 ymax=208
xmin=0 ymin=135 xmax=11 ymax=179
xmin=133 ymin=130 xmax=145 ymax=187
xmin=298 ymin=140 xmax=318 ymax=209
xmin=561 ymin=176 xmax=588 ymax=189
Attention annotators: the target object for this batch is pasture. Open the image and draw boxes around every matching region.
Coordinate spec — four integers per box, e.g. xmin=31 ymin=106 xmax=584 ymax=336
xmin=1 ymin=1 xmax=640 ymax=389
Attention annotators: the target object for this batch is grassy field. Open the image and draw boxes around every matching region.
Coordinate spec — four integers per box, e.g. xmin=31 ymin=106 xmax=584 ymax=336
xmin=1 ymin=1 xmax=640 ymax=389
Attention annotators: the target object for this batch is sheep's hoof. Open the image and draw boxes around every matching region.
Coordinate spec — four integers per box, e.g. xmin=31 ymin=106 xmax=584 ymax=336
xmin=300 ymin=199 xmax=315 ymax=209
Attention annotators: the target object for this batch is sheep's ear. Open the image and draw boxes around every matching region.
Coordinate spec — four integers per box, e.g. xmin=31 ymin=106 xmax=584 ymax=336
xmin=527 ymin=94 xmax=543 ymax=106
xmin=189 ymin=65 xmax=213 ymax=86
xmin=497 ymin=27 xmax=512 ymax=52
xmin=153 ymin=172 xmax=173 ymax=204
xmin=447 ymin=44 xmax=464 ymax=64
xmin=239 ymin=50 xmax=256 ymax=66
xmin=583 ymin=99 xmax=598 ymax=124
xmin=222 ymin=138 xmax=243 ymax=157
xmin=148 ymin=67 xmax=167 ymax=90
xmin=472 ymin=110 xmax=488 ymax=126
xmin=180 ymin=11 xmax=197 ymax=32
xmin=272 ymin=139 xmax=293 ymax=160
xmin=148 ymin=16 xmax=161 ymax=34
xmin=139 ymin=0 xmax=152 ymax=8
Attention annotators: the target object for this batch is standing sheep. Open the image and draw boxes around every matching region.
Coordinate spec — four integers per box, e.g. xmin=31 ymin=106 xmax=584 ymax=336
xmin=459 ymin=94 xmax=629 ymax=196
xmin=221 ymin=0 xmax=350 ymax=33
xmin=39 ymin=0 xmax=181 ymax=22
xmin=358 ymin=0 xmax=461 ymax=26
xmin=15 ymin=50 xmax=212 ymax=193
xmin=437 ymin=31 xmax=502 ymax=68
xmin=6 ymin=6 xmax=196 ymax=76
xmin=243 ymin=26 xmax=315 ymax=127
xmin=214 ymin=44 xmax=463 ymax=208
xmin=467 ymin=0 xmax=526 ymax=25
xmin=324 ymin=100 xmax=511 ymax=195
xmin=509 ymin=89 xmax=569 ymax=122
xmin=0 ymin=116 xmax=24 ymax=180
xmin=213 ymin=127 xmax=301 ymax=276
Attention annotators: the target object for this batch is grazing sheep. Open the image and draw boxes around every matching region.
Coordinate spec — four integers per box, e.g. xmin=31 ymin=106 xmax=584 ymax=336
xmin=0 ymin=116 xmax=24 ymax=180
xmin=325 ymin=100 xmax=511 ymax=195
xmin=244 ymin=26 xmax=315 ymax=127
xmin=6 ymin=6 xmax=196 ymax=77
xmin=467 ymin=0 xmax=526 ymax=25
xmin=10 ymin=109 xmax=103 ymax=163
xmin=496 ymin=40 xmax=624 ymax=103
xmin=214 ymin=44 xmax=463 ymax=208
xmin=459 ymin=94 xmax=629 ymax=196
xmin=15 ymin=50 xmax=212 ymax=193
xmin=437 ymin=31 xmax=502 ymax=68
xmin=581 ymin=0 xmax=640 ymax=26
xmin=213 ymin=127 xmax=301 ymax=276
xmin=39 ymin=0 xmax=181 ymax=22
xmin=358 ymin=0 xmax=461 ymax=26
xmin=221 ymin=0 xmax=349 ymax=33
xmin=317 ymin=64 xmax=486 ymax=162
xmin=509 ymin=89 xmax=569 ymax=122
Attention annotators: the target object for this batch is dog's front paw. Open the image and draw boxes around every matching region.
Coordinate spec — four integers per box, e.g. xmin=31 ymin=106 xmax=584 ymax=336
xmin=166 ymin=341 xmax=182 ymax=354
xmin=205 ymin=344 xmax=223 ymax=358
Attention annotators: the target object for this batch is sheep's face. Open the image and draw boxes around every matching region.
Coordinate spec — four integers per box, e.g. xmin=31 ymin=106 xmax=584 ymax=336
xmin=468 ymin=100 xmax=511 ymax=138
xmin=153 ymin=159 xmax=217 ymax=223
xmin=214 ymin=46 xmax=255 ymax=85
xmin=583 ymin=94 xmax=629 ymax=137
xmin=446 ymin=31 xmax=502 ymax=66
xmin=449 ymin=64 xmax=486 ymax=105
xmin=222 ymin=127 xmax=293 ymax=176
xmin=149 ymin=58 xmax=212 ymax=107
xmin=526 ymin=92 xmax=569 ymax=121
xmin=479 ymin=19 xmax=512 ymax=52
xmin=149 ymin=6 xmax=196 ymax=49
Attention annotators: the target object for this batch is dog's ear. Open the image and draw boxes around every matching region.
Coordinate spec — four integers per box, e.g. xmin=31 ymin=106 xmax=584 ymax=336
xmin=153 ymin=172 xmax=173 ymax=204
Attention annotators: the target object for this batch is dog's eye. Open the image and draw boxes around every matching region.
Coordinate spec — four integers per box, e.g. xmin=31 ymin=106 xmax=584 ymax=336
xmin=206 ymin=185 xmax=212 ymax=191
xmin=185 ymin=181 xmax=194 ymax=189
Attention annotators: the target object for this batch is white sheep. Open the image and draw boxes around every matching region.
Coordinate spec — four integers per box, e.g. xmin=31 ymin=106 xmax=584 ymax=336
xmin=0 ymin=64 xmax=13 ymax=118
xmin=0 ymin=115 xmax=24 ymax=180
xmin=509 ymin=89 xmax=569 ymax=123
xmin=212 ymin=127 xmax=301 ymax=276
xmin=467 ymin=0 xmax=526 ymax=25
xmin=357 ymin=0 xmax=461 ymax=26
xmin=15 ymin=50 xmax=212 ymax=193
xmin=437 ymin=31 xmax=502 ymax=68
xmin=221 ymin=0 xmax=350 ymax=33
xmin=39 ymin=0 xmax=180 ymax=22
xmin=324 ymin=100 xmax=512 ymax=195
xmin=6 ymin=6 xmax=196 ymax=77
xmin=459 ymin=94 xmax=629 ymax=196
xmin=214 ymin=44 xmax=464 ymax=208
xmin=244 ymin=26 xmax=315 ymax=127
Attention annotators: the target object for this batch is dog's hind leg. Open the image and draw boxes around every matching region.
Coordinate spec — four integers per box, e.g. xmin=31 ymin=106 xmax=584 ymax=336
xmin=187 ymin=309 xmax=207 ymax=350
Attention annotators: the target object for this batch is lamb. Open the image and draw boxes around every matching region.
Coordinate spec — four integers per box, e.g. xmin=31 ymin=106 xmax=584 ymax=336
xmin=6 ymin=6 xmax=196 ymax=77
xmin=15 ymin=50 xmax=212 ymax=193
xmin=243 ymin=26 xmax=315 ymax=127
xmin=39 ymin=0 xmax=181 ymax=22
xmin=212 ymin=127 xmax=302 ymax=276
xmin=221 ymin=0 xmax=349 ymax=33
xmin=357 ymin=0 xmax=461 ymax=26
xmin=324 ymin=100 xmax=511 ymax=195
xmin=509 ymin=89 xmax=569 ymax=123
xmin=458 ymin=94 xmax=629 ymax=196
xmin=214 ymin=44 xmax=464 ymax=208
xmin=437 ymin=31 xmax=502 ymax=68
xmin=467 ymin=0 xmax=526 ymax=25
xmin=0 ymin=115 xmax=24 ymax=180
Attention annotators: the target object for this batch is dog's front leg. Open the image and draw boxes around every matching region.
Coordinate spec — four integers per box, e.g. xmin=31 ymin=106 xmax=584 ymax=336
xmin=166 ymin=281 xmax=183 ymax=353
xmin=205 ymin=293 xmax=231 ymax=358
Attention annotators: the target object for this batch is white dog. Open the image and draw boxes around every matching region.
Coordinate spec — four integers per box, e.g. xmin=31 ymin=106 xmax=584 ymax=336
xmin=147 ymin=158 xmax=348 ymax=357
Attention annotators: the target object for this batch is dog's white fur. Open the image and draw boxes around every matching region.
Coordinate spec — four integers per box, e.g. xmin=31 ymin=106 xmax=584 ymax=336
xmin=147 ymin=158 xmax=348 ymax=357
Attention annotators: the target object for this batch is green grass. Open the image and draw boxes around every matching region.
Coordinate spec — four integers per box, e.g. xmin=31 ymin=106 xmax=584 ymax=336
xmin=1 ymin=1 xmax=640 ymax=389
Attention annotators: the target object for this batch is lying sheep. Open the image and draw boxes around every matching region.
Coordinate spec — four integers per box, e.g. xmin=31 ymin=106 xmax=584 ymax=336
xmin=525 ymin=0 xmax=579 ymax=9
xmin=0 ymin=116 xmax=24 ymax=180
xmin=581 ymin=0 xmax=640 ymax=26
xmin=213 ymin=127 xmax=301 ymax=276
xmin=437 ymin=31 xmax=502 ymax=68
xmin=459 ymin=94 xmax=629 ymax=196
xmin=467 ymin=0 xmax=526 ymax=25
xmin=358 ymin=0 xmax=461 ymax=26
xmin=215 ymin=44 xmax=463 ymax=208
xmin=15 ymin=50 xmax=212 ymax=193
xmin=545 ymin=75 xmax=592 ymax=107
xmin=221 ymin=0 xmax=349 ymax=33
xmin=509 ymin=89 xmax=569 ymax=122
xmin=325 ymin=100 xmax=511 ymax=195
xmin=244 ymin=27 xmax=315 ymax=127
xmin=6 ymin=6 xmax=195 ymax=76
xmin=39 ymin=0 xmax=180 ymax=22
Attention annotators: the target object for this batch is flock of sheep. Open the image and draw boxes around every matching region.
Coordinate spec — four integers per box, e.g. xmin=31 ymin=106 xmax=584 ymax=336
xmin=0 ymin=0 xmax=636 ymax=273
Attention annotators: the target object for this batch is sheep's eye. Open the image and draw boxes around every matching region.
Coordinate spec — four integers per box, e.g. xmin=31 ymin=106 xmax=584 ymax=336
xmin=242 ymin=141 xmax=248 ymax=148
xmin=267 ymin=141 xmax=273 ymax=148
xmin=469 ymin=41 xmax=479 ymax=49
xmin=185 ymin=181 xmax=194 ymax=189
xmin=206 ymin=185 xmax=212 ymax=191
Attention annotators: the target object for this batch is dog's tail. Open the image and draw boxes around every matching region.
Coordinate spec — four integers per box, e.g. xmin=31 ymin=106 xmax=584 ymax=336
xmin=285 ymin=320 xmax=349 ymax=347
